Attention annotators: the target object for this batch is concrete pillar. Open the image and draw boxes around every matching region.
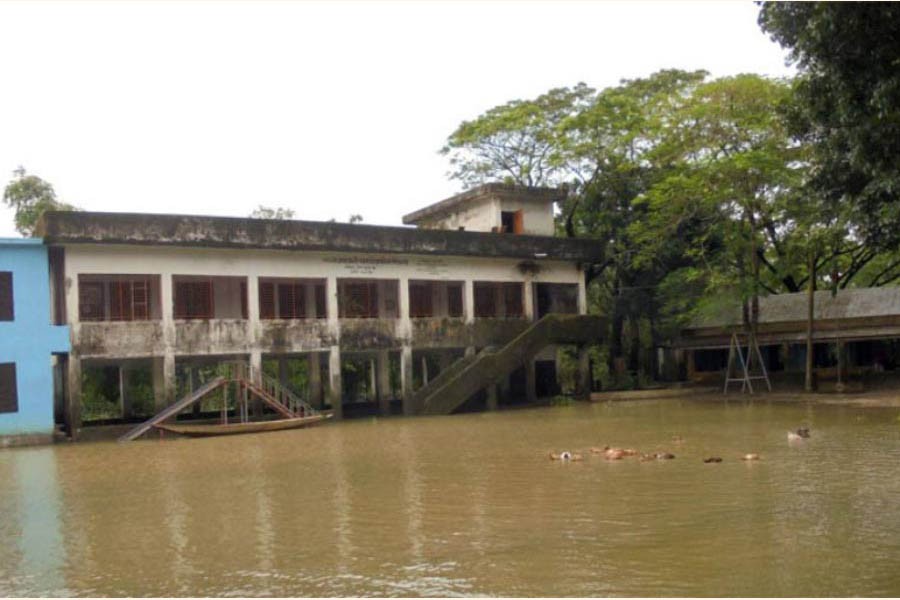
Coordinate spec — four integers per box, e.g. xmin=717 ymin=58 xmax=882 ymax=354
xmin=576 ymin=345 xmax=591 ymax=400
xmin=304 ymin=283 xmax=318 ymax=319
xmin=525 ymin=359 xmax=538 ymax=403
xmin=119 ymin=366 xmax=132 ymax=419
xmin=66 ymin=356 xmax=82 ymax=439
xmin=152 ymin=354 xmax=176 ymax=410
xmin=486 ymin=383 xmax=498 ymax=411
xmin=465 ymin=346 xmax=476 ymax=358
xmin=398 ymin=276 xmax=411 ymax=340
xmin=326 ymin=276 xmax=340 ymax=326
xmin=308 ymin=352 xmax=323 ymax=409
xmin=190 ymin=365 xmax=202 ymax=417
xmin=577 ymin=267 xmax=588 ymax=315
xmin=421 ymin=355 xmax=429 ymax=386
xmin=247 ymin=275 xmax=259 ymax=323
xmin=401 ymin=344 xmax=414 ymax=415
xmin=278 ymin=356 xmax=290 ymax=388
xmin=250 ymin=350 xmax=262 ymax=384
xmin=524 ymin=278 xmax=535 ymax=321
xmin=329 ymin=345 xmax=342 ymax=419
xmin=464 ymin=280 xmax=475 ymax=324
xmin=376 ymin=350 xmax=392 ymax=415
xmin=369 ymin=358 xmax=377 ymax=401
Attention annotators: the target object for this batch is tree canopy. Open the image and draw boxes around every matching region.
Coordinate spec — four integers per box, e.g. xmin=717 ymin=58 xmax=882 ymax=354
xmin=2 ymin=167 xmax=77 ymax=236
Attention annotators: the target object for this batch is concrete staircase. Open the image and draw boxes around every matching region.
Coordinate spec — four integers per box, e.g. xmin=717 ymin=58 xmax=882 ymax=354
xmin=411 ymin=314 xmax=606 ymax=416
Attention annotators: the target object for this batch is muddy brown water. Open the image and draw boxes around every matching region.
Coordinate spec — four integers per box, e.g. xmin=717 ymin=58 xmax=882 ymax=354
xmin=2 ymin=399 xmax=900 ymax=597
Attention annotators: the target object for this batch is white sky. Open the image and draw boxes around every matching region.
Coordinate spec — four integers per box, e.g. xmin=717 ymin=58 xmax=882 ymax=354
xmin=0 ymin=1 xmax=793 ymax=238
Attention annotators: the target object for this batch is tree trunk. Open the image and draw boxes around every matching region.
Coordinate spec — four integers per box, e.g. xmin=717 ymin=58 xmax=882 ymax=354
xmin=805 ymin=251 xmax=817 ymax=392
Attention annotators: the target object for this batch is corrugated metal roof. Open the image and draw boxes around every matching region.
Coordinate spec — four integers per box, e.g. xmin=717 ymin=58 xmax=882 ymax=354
xmin=688 ymin=287 xmax=900 ymax=329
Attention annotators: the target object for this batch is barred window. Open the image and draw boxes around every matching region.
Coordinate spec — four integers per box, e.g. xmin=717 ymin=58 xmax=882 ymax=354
xmin=0 ymin=363 xmax=18 ymax=414
xmin=0 ymin=272 xmax=13 ymax=321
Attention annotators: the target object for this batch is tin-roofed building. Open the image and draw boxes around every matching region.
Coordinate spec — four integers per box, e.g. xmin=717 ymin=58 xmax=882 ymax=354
xmin=676 ymin=287 xmax=900 ymax=382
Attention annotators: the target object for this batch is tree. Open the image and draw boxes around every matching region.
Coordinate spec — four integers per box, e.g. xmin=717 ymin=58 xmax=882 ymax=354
xmin=441 ymin=84 xmax=594 ymax=188
xmin=2 ymin=167 xmax=77 ymax=236
xmin=758 ymin=2 xmax=900 ymax=246
xmin=249 ymin=205 xmax=296 ymax=220
xmin=349 ymin=214 xmax=363 ymax=224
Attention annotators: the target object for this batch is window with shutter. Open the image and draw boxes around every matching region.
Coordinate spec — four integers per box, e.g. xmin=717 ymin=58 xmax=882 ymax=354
xmin=409 ymin=283 xmax=433 ymax=318
xmin=0 ymin=363 xmax=18 ymax=414
xmin=240 ymin=281 xmax=248 ymax=319
xmin=315 ymin=283 xmax=326 ymax=318
xmin=447 ymin=284 xmax=464 ymax=318
xmin=504 ymin=283 xmax=523 ymax=318
xmin=0 ymin=272 xmax=12 ymax=321
xmin=109 ymin=280 xmax=132 ymax=321
xmin=175 ymin=280 xmax=213 ymax=319
xmin=259 ymin=282 xmax=275 ymax=319
xmin=79 ymin=281 xmax=106 ymax=321
xmin=474 ymin=283 xmax=496 ymax=318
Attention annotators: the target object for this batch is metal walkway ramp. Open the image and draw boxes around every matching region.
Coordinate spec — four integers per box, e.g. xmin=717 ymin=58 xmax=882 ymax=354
xmin=410 ymin=314 xmax=606 ymax=416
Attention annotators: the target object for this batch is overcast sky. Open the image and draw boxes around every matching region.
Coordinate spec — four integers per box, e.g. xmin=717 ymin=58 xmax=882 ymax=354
xmin=0 ymin=1 xmax=793 ymax=238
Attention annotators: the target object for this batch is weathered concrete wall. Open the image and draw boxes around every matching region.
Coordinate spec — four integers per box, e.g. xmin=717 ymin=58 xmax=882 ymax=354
xmin=40 ymin=208 xmax=602 ymax=262
xmin=74 ymin=322 xmax=166 ymax=357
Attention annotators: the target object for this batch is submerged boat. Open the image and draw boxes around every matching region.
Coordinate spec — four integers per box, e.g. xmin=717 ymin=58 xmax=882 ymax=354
xmin=153 ymin=413 xmax=332 ymax=437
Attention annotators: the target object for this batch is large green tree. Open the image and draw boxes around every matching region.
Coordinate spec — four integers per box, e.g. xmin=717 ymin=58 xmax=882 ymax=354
xmin=3 ymin=167 xmax=77 ymax=236
xmin=759 ymin=2 xmax=900 ymax=246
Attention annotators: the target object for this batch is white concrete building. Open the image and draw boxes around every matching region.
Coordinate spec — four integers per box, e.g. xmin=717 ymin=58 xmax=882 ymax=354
xmin=38 ymin=184 xmax=603 ymax=436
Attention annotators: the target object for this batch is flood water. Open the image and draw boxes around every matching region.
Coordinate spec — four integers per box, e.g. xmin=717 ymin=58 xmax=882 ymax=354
xmin=2 ymin=398 xmax=900 ymax=597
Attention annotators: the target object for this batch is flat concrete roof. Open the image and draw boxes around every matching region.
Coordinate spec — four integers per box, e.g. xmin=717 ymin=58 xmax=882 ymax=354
xmin=402 ymin=183 xmax=565 ymax=225
xmin=36 ymin=210 xmax=604 ymax=263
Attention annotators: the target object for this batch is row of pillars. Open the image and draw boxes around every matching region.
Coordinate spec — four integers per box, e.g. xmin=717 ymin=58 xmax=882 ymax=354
xmin=63 ymin=343 xmax=594 ymax=436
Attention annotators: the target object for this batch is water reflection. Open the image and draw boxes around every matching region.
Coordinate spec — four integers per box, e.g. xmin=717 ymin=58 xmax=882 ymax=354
xmin=1 ymin=401 xmax=900 ymax=596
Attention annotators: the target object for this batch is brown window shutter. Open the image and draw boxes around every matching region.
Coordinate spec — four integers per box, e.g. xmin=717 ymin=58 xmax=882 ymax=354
xmin=294 ymin=283 xmax=306 ymax=318
xmin=504 ymin=283 xmax=523 ymax=318
xmin=174 ymin=282 xmax=188 ymax=319
xmin=132 ymin=279 xmax=150 ymax=320
xmin=259 ymin=282 xmax=275 ymax=319
xmin=0 ymin=363 xmax=18 ymax=414
xmin=474 ymin=283 xmax=495 ymax=318
xmin=277 ymin=283 xmax=295 ymax=318
xmin=315 ymin=283 xmax=326 ymax=318
xmin=79 ymin=280 xmax=106 ymax=321
xmin=0 ymin=272 xmax=13 ymax=321
xmin=240 ymin=281 xmax=248 ymax=319
xmin=513 ymin=210 xmax=524 ymax=234
xmin=447 ymin=284 xmax=463 ymax=318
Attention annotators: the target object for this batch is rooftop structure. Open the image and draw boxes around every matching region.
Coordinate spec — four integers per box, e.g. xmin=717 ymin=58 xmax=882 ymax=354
xmin=402 ymin=183 xmax=565 ymax=235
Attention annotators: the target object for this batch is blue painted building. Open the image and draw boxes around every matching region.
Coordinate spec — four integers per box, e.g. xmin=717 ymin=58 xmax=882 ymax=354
xmin=0 ymin=239 xmax=70 ymax=446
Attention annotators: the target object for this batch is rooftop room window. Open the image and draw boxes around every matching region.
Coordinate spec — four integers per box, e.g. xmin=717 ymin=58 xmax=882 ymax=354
xmin=173 ymin=276 xmax=248 ymax=320
xmin=78 ymin=275 xmax=160 ymax=322
xmin=0 ymin=363 xmax=17 ymax=414
xmin=500 ymin=210 xmax=524 ymax=234
xmin=0 ymin=272 xmax=12 ymax=321
xmin=259 ymin=278 xmax=326 ymax=319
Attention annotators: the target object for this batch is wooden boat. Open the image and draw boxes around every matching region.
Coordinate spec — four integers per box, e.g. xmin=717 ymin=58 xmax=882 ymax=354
xmin=153 ymin=413 xmax=332 ymax=437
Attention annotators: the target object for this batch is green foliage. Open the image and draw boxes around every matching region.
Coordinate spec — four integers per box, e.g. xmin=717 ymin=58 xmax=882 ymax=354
xmin=442 ymin=84 xmax=594 ymax=188
xmin=759 ymin=2 xmax=900 ymax=254
xmin=249 ymin=205 xmax=296 ymax=220
xmin=2 ymin=167 xmax=77 ymax=236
